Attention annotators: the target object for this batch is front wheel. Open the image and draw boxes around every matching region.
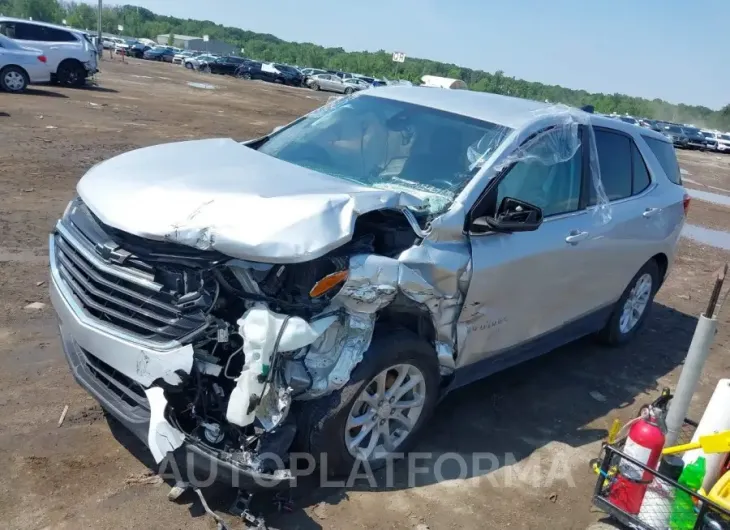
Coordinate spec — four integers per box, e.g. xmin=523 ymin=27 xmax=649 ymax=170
xmin=597 ymin=259 xmax=660 ymax=346
xmin=0 ymin=66 xmax=29 ymax=93
xmin=297 ymin=328 xmax=440 ymax=477
xmin=185 ymin=62 xmax=193 ymax=70
xmin=344 ymin=87 xmax=354 ymax=95
xmin=311 ymin=83 xmax=320 ymax=91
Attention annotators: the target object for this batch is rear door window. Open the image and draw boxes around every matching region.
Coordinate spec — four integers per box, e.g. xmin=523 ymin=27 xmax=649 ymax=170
xmin=642 ymin=136 xmax=682 ymax=185
xmin=45 ymin=27 xmax=77 ymax=42
xmin=594 ymin=129 xmax=632 ymax=201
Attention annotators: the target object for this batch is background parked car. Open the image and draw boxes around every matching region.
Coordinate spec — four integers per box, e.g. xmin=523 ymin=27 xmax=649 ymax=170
xmin=172 ymin=50 xmax=199 ymax=65
xmin=143 ymin=46 xmax=175 ymax=62
xmin=271 ymin=63 xmax=304 ymax=85
xmin=353 ymin=74 xmax=386 ymax=87
xmin=701 ymin=130 xmax=719 ymax=151
xmin=0 ymin=33 xmax=51 ymax=92
xmin=682 ymin=126 xmax=708 ymax=150
xmin=235 ymin=61 xmax=303 ymax=85
xmin=307 ymin=72 xmax=361 ymax=93
xmin=717 ymin=132 xmax=730 ymax=153
xmin=204 ymin=55 xmax=246 ymax=75
xmin=662 ymin=124 xmax=690 ymax=148
xmin=183 ymin=53 xmax=217 ymax=70
xmin=0 ymin=17 xmax=98 ymax=87
xmin=127 ymin=42 xmax=149 ymax=59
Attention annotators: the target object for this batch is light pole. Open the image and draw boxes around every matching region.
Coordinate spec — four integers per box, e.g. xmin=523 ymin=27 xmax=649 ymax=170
xmin=97 ymin=0 xmax=102 ymax=53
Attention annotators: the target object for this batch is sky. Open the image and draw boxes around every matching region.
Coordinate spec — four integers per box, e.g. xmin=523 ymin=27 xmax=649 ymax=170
xmin=100 ymin=0 xmax=729 ymax=110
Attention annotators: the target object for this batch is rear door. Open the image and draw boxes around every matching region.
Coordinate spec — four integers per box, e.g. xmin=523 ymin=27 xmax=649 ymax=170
xmin=582 ymin=128 xmax=675 ymax=308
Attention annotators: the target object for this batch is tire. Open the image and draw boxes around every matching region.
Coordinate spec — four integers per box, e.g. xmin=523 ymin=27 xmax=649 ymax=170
xmin=185 ymin=62 xmax=193 ymax=70
xmin=242 ymin=72 xmax=252 ymax=80
xmin=597 ymin=259 xmax=660 ymax=346
xmin=0 ymin=66 xmax=29 ymax=93
xmin=344 ymin=87 xmax=354 ymax=95
xmin=311 ymin=83 xmax=320 ymax=91
xmin=203 ymin=65 xmax=211 ymax=74
xmin=56 ymin=61 xmax=86 ymax=88
xmin=296 ymin=327 xmax=440 ymax=477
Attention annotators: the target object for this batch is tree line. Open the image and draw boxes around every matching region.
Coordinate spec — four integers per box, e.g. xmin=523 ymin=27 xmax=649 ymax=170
xmin=3 ymin=0 xmax=730 ymax=130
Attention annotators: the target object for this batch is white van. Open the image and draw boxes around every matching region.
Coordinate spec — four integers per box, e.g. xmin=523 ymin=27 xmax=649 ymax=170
xmin=0 ymin=17 xmax=98 ymax=87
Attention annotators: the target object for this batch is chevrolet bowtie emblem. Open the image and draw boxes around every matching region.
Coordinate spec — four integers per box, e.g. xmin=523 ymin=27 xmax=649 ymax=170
xmin=94 ymin=242 xmax=130 ymax=265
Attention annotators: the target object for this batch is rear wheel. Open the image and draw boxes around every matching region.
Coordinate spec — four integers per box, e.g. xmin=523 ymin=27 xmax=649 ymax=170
xmin=0 ymin=66 xmax=29 ymax=93
xmin=57 ymin=61 xmax=86 ymax=87
xmin=297 ymin=328 xmax=440 ymax=477
xmin=597 ymin=259 xmax=660 ymax=346
xmin=344 ymin=87 xmax=354 ymax=95
xmin=311 ymin=83 xmax=320 ymax=91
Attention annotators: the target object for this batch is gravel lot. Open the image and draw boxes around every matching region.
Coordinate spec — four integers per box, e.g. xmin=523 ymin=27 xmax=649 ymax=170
xmin=1 ymin=57 xmax=730 ymax=530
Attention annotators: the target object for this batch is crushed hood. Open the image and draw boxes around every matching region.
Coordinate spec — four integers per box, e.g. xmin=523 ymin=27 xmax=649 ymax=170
xmin=77 ymin=138 xmax=422 ymax=263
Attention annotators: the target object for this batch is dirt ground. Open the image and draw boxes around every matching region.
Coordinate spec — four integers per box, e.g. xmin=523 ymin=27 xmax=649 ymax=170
xmin=2 ymin=58 xmax=730 ymax=530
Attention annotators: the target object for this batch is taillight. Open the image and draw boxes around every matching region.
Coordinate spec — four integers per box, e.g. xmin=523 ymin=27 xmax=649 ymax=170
xmin=683 ymin=193 xmax=691 ymax=215
xmin=37 ymin=55 xmax=47 ymax=63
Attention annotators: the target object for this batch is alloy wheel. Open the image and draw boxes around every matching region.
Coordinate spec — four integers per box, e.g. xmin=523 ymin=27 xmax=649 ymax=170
xmin=619 ymin=273 xmax=653 ymax=334
xmin=344 ymin=364 xmax=427 ymax=461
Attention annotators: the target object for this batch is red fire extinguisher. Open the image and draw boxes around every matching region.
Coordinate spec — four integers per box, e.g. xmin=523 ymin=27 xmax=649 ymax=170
xmin=608 ymin=407 xmax=666 ymax=514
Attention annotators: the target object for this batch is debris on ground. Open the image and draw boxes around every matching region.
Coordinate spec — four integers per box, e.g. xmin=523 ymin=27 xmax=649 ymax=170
xmin=36 ymin=281 xmax=45 ymax=287
xmin=124 ymin=471 xmax=164 ymax=486
xmin=188 ymin=82 xmax=217 ymax=90
xmin=24 ymin=302 xmax=46 ymax=310
xmin=312 ymin=502 xmax=328 ymax=520
xmin=57 ymin=405 xmax=69 ymax=427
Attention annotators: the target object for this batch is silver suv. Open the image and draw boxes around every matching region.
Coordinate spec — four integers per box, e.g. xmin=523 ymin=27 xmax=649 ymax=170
xmin=0 ymin=17 xmax=98 ymax=87
xmin=49 ymin=88 xmax=687 ymax=487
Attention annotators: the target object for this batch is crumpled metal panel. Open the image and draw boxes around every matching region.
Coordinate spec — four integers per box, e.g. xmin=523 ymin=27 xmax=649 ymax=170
xmin=77 ymin=138 xmax=423 ymax=264
xmin=296 ymin=312 xmax=375 ymax=399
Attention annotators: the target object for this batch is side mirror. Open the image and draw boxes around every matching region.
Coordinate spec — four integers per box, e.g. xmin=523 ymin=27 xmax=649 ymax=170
xmin=471 ymin=197 xmax=543 ymax=234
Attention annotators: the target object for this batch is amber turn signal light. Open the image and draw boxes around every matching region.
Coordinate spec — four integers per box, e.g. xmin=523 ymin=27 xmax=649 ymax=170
xmin=309 ymin=270 xmax=349 ymax=298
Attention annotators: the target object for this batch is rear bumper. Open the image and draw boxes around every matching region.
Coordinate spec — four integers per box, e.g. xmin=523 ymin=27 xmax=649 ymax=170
xmin=49 ymin=237 xmax=291 ymax=490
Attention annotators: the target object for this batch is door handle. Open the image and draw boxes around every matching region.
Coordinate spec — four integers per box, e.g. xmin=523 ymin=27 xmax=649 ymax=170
xmin=49 ymin=46 xmax=59 ymax=50
xmin=565 ymin=230 xmax=589 ymax=245
xmin=642 ymin=207 xmax=661 ymax=218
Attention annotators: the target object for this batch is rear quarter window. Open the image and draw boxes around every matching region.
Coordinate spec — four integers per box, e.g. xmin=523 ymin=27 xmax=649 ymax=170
xmin=642 ymin=136 xmax=682 ymax=185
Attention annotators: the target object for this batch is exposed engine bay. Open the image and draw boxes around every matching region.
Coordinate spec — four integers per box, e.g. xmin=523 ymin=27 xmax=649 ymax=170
xmin=56 ymin=199 xmax=459 ymax=477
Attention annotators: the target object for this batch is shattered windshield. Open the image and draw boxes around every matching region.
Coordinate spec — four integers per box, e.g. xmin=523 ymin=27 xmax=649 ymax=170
xmin=257 ymin=94 xmax=512 ymax=214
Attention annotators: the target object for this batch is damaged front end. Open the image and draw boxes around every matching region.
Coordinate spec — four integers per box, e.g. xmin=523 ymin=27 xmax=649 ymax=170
xmin=50 ymin=196 xmax=457 ymax=486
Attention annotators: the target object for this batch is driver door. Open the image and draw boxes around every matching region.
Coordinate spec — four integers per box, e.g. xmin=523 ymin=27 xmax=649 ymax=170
xmin=457 ymin=129 xmax=605 ymax=373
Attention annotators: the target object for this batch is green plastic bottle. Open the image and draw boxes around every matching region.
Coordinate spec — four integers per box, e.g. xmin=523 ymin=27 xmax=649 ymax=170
xmin=669 ymin=456 xmax=706 ymax=530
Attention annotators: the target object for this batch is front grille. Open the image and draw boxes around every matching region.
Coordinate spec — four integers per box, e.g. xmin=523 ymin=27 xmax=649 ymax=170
xmin=53 ymin=200 xmax=213 ymax=343
xmin=82 ymin=348 xmax=149 ymax=410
